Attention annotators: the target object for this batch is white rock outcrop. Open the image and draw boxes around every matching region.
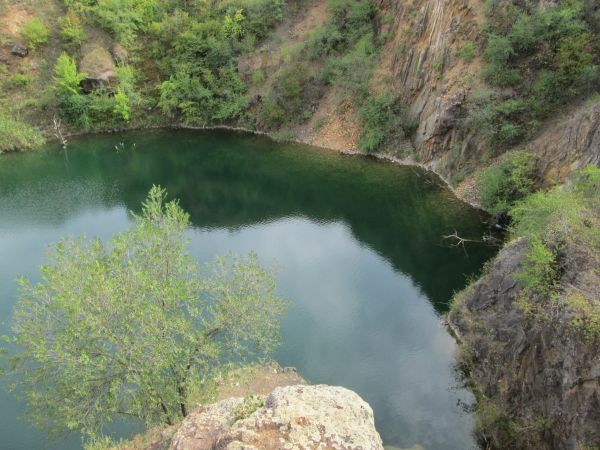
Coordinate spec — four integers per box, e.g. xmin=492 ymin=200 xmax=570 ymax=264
xmin=169 ymin=385 xmax=384 ymax=450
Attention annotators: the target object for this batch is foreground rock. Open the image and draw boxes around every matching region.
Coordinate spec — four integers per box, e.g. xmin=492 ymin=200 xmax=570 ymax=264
xmin=169 ymin=384 xmax=383 ymax=450
xmin=449 ymin=238 xmax=600 ymax=449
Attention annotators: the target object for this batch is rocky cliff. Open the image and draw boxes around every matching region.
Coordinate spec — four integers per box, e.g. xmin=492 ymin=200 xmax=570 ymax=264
xmin=449 ymin=238 xmax=600 ymax=449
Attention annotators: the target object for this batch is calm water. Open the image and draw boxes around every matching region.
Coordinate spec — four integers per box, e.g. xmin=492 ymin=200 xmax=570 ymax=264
xmin=0 ymin=130 xmax=497 ymax=450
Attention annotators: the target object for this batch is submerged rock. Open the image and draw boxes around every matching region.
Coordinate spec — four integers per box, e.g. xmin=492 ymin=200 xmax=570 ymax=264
xmin=169 ymin=385 xmax=384 ymax=450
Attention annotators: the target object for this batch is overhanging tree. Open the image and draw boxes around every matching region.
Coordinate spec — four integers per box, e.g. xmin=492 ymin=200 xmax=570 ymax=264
xmin=3 ymin=186 xmax=287 ymax=438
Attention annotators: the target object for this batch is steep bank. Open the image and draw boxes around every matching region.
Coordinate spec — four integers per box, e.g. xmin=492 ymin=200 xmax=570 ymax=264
xmin=449 ymin=234 xmax=600 ymax=448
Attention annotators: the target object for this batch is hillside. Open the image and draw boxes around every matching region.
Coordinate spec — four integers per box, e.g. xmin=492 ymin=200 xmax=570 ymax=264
xmin=1 ymin=0 xmax=599 ymax=448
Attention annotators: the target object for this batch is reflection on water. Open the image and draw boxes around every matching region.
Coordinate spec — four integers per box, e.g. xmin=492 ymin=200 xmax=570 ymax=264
xmin=0 ymin=130 xmax=496 ymax=449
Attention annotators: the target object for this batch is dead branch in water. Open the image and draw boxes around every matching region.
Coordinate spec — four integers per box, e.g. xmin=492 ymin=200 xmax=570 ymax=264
xmin=442 ymin=230 xmax=487 ymax=256
xmin=52 ymin=114 xmax=68 ymax=149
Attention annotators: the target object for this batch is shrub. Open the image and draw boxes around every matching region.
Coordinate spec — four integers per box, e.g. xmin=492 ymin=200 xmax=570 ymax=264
xmin=94 ymin=0 xmax=157 ymax=46
xmin=0 ymin=114 xmax=45 ymax=152
xmin=113 ymin=90 xmax=130 ymax=122
xmin=261 ymin=64 xmax=322 ymax=128
xmin=556 ymin=32 xmax=597 ymax=83
xmin=7 ymin=74 xmax=32 ymax=88
xmin=233 ymin=395 xmax=264 ymax=421
xmin=516 ymin=237 xmax=558 ymax=301
xmin=20 ymin=18 xmax=50 ymax=50
xmin=59 ymin=9 xmax=86 ymax=47
xmin=456 ymin=41 xmax=477 ymax=61
xmin=358 ymin=92 xmax=417 ymax=153
xmin=477 ymin=151 xmax=536 ymax=213
xmin=53 ymin=53 xmax=87 ymax=97
xmin=483 ymin=34 xmax=514 ymax=65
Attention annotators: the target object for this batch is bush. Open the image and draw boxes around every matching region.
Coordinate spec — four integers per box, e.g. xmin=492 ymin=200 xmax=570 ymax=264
xmin=261 ymin=64 xmax=322 ymax=128
xmin=20 ymin=18 xmax=50 ymax=50
xmin=358 ymin=92 xmax=417 ymax=153
xmin=0 ymin=114 xmax=45 ymax=152
xmin=233 ymin=395 xmax=264 ymax=421
xmin=516 ymin=237 xmax=558 ymax=301
xmin=94 ymin=0 xmax=157 ymax=46
xmin=477 ymin=151 xmax=536 ymax=213
xmin=456 ymin=41 xmax=477 ymax=61
xmin=59 ymin=9 xmax=86 ymax=47
xmin=509 ymin=166 xmax=600 ymax=334
xmin=6 ymin=74 xmax=32 ymax=88
xmin=475 ymin=0 xmax=600 ymax=147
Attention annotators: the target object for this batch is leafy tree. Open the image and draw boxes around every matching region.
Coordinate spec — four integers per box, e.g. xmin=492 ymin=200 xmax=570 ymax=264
xmin=3 ymin=186 xmax=287 ymax=440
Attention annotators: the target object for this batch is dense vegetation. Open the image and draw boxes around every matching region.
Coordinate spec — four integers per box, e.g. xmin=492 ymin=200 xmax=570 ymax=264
xmin=511 ymin=165 xmax=600 ymax=340
xmin=2 ymin=187 xmax=287 ymax=446
xmin=467 ymin=0 xmax=600 ymax=148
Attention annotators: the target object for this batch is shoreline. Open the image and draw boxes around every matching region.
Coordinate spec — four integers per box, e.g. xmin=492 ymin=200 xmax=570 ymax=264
xmin=15 ymin=121 xmax=487 ymax=212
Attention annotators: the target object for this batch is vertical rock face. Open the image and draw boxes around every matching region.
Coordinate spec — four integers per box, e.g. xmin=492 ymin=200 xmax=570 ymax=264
xmin=168 ymin=385 xmax=384 ymax=450
xmin=449 ymin=238 xmax=600 ymax=450
xmin=375 ymin=0 xmax=599 ymax=183
xmin=528 ymin=102 xmax=600 ymax=184
xmin=376 ymin=0 xmax=487 ymax=176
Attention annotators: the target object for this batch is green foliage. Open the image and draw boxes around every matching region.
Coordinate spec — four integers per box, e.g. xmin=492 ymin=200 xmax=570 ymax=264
xmin=113 ymin=90 xmax=130 ymax=122
xmin=53 ymin=53 xmax=90 ymax=127
xmin=233 ymin=395 xmax=264 ymax=420
xmin=456 ymin=41 xmax=477 ymax=61
xmin=53 ymin=53 xmax=87 ymax=97
xmin=2 ymin=186 xmax=287 ymax=441
xmin=6 ymin=73 xmax=32 ymax=88
xmin=477 ymin=151 xmax=536 ymax=213
xmin=509 ymin=166 xmax=600 ymax=337
xmin=223 ymin=9 xmax=245 ymax=39
xmin=567 ymin=292 xmax=600 ymax=341
xmin=261 ymin=64 xmax=322 ymax=128
xmin=358 ymin=92 xmax=416 ymax=153
xmin=94 ymin=0 xmax=158 ymax=46
xmin=158 ymin=65 xmax=247 ymax=123
xmin=475 ymin=0 xmax=600 ymax=147
xmin=516 ymin=237 xmax=558 ymax=301
xmin=59 ymin=9 xmax=86 ymax=48
xmin=19 ymin=18 xmax=50 ymax=51
xmin=0 ymin=114 xmax=44 ymax=153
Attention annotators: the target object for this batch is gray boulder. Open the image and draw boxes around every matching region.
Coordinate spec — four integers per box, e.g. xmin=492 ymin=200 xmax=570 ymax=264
xmin=11 ymin=44 xmax=28 ymax=57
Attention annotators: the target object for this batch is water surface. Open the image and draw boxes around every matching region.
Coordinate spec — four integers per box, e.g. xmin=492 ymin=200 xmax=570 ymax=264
xmin=0 ymin=130 xmax=497 ymax=449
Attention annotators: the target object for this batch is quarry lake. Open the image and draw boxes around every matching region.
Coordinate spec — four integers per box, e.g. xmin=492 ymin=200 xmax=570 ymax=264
xmin=0 ymin=130 xmax=498 ymax=449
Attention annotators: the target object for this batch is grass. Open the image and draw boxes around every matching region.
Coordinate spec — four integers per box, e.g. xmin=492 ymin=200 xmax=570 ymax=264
xmin=0 ymin=113 xmax=45 ymax=153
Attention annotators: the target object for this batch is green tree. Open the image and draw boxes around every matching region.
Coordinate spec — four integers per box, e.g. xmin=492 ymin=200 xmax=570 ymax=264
xmin=3 ymin=186 xmax=287 ymax=440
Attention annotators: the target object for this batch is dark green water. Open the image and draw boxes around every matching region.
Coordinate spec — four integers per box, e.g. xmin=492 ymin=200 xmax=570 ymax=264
xmin=0 ymin=130 xmax=497 ymax=450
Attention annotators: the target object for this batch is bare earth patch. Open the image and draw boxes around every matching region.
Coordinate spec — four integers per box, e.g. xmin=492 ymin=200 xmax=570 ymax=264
xmin=0 ymin=5 xmax=33 ymax=38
